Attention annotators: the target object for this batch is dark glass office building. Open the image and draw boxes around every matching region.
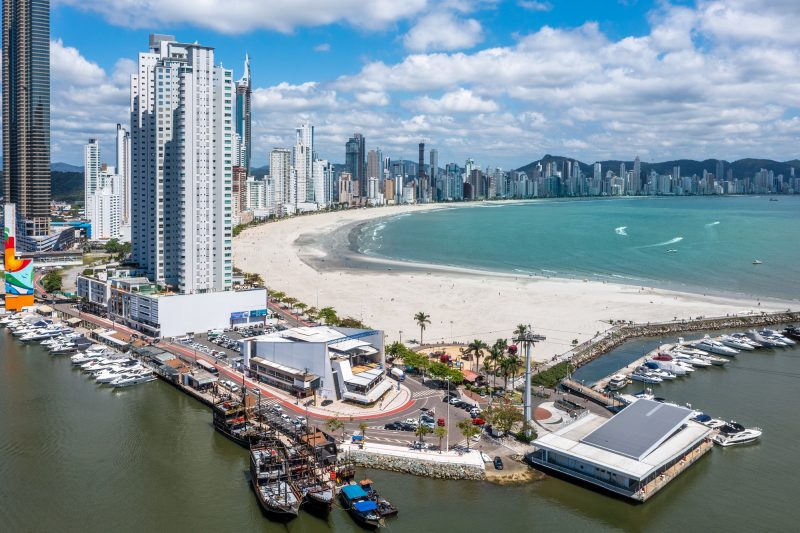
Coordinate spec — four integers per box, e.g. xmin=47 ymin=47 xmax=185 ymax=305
xmin=345 ymin=133 xmax=365 ymax=198
xmin=3 ymin=0 xmax=51 ymax=238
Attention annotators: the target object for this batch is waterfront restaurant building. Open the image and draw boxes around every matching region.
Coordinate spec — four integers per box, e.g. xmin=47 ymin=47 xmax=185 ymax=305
xmin=529 ymin=399 xmax=712 ymax=501
xmin=241 ymin=326 xmax=391 ymax=404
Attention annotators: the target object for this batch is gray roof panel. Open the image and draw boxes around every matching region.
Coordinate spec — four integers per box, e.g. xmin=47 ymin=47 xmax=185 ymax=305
xmin=581 ymin=399 xmax=692 ymax=460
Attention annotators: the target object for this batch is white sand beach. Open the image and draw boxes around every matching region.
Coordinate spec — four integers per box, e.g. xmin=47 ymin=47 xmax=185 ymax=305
xmin=234 ymin=204 xmax=790 ymax=362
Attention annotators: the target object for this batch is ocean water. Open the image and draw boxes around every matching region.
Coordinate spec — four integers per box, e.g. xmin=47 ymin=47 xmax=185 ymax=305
xmin=358 ymin=196 xmax=800 ymax=300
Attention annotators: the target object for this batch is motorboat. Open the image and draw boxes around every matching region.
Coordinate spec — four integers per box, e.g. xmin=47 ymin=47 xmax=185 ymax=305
xmin=694 ymin=336 xmax=739 ymax=356
xmin=729 ymin=332 xmax=762 ymax=348
xmin=111 ymin=371 xmax=155 ymax=387
xmin=747 ymin=330 xmax=785 ymax=348
xmin=692 ymin=413 xmax=727 ymax=429
xmin=50 ymin=343 xmax=78 ymax=354
xmin=607 ymin=374 xmax=629 ymax=391
xmin=674 ymin=343 xmax=710 ymax=357
xmin=752 ymin=259 xmax=762 ymax=265
xmin=641 ymin=363 xmax=676 ymax=380
xmin=340 ymin=483 xmax=383 ymax=529
xmin=650 ymin=358 xmax=689 ymax=376
xmin=758 ymin=329 xmax=796 ymax=346
xmin=712 ymin=421 xmax=762 ymax=446
xmin=718 ymin=335 xmax=755 ymax=351
xmin=671 ymin=352 xmax=712 ymax=367
xmin=629 ymin=370 xmax=663 ymax=384
xmin=96 ymin=365 xmax=144 ymax=383
xmin=784 ymin=325 xmax=800 ymax=341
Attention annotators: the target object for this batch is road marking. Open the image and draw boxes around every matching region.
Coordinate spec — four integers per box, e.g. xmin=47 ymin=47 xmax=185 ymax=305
xmin=412 ymin=390 xmax=442 ymax=399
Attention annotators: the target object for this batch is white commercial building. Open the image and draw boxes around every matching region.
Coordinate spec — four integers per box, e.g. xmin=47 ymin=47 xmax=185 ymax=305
xmin=130 ymin=34 xmax=233 ymax=294
xmin=241 ymin=326 xmax=391 ymax=404
xmin=530 ymin=399 xmax=712 ymax=501
xmin=77 ymin=273 xmax=267 ymax=338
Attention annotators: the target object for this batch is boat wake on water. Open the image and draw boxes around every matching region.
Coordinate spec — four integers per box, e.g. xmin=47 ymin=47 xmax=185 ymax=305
xmin=705 ymin=221 xmax=720 ymax=227
xmin=641 ymin=236 xmax=684 ymax=248
xmin=614 ymin=226 xmax=628 ymax=236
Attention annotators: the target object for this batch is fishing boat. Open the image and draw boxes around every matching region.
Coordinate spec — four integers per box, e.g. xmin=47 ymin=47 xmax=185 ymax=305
xmin=250 ymin=440 xmax=301 ymax=520
xmin=359 ymin=479 xmax=398 ymax=518
xmin=339 ymin=483 xmax=383 ymax=529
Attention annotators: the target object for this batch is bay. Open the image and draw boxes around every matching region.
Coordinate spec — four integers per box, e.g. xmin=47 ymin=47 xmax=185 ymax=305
xmin=358 ymin=196 xmax=800 ymax=300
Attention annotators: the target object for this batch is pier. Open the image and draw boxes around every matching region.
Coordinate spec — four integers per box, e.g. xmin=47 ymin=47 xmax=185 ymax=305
xmin=559 ymin=379 xmax=618 ymax=408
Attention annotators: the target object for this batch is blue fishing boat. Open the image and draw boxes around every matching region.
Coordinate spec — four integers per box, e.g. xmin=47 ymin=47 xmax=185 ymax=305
xmin=339 ymin=483 xmax=383 ymax=529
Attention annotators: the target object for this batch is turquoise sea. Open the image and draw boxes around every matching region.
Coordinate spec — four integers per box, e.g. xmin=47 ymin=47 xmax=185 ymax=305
xmin=358 ymin=196 xmax=800 ymax=300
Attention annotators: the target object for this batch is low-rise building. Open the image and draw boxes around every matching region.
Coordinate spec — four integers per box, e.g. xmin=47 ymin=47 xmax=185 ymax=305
xmin=241 ymin=326 xmax=390 ymax=404
xmin=529 ymin=399 xmax=712 ymax=501
xmin=76 ymin=273 xmax=268 ymax=338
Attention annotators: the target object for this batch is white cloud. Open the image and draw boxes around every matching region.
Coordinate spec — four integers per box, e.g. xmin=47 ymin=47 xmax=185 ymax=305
xmin=412 ymin=88 xmax=499 ymax=113
xmin=57 ymin=0 xmax=427 ymax=34
xmin=404 ymin=12 xmax=483 ymax=52
xmin=50 ymin=39 xmax=105 ymax=85
xmin=252 ymin=82 xmax=338 ymax=112
xmin=518 ymin=1 xmax=552 ymax=11
xmin=356 ymin=91 xmax=390 ymax=106
xmin=313 ymin=43 xmax=331 ymax=52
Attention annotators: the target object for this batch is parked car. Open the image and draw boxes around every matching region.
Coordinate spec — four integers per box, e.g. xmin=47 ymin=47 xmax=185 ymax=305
xmin=472 ymin=417 xmax=486 ymax=425
xmin=384 ymin=422 xmax=401 ymax=430
xmin=421 ymin=421 xmax=436 ymax=430
xmin=271 ymin=404 xmax=283 ymax=413
xmin=493 ymin=456 xmax=504 ymax=470
xmin=280 ymin=413 xmax=291 ymax=421
xmin=295 ymin=416 xmax=307 ymax=425
xmin=410 ymin=441 xmax=429 ymax=450
xmin=449 ymin=397 xmax=461 ymax=405
xmin=437 ymin=418 xmax=446 ymax=426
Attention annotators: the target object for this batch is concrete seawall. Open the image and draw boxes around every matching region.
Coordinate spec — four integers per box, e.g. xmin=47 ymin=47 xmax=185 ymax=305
xmin=340 ymin=443 xmax=486 ymax=480
xmin=573 ymin=311 xmax=800 ymax=368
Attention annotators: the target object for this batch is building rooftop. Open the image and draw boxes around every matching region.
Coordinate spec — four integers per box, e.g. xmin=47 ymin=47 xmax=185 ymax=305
xmin=534 ymin=400 xmax=712 ymax=480
xmin=581 ymin=399 xmax=693 ymax=460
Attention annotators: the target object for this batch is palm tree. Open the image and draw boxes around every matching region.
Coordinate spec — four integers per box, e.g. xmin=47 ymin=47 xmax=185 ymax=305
xmin=514 ymin=324 xmax=528 ymax=339
xmin=306 ymin=307 xmax=319 ymax=322
xmin=271 ymin=291 xmax=286 ymax=303
xmin=415 ymin=424 xmax=431 ymax=444
xmin=433 ymin=426 xmax=448 ymax=453
xmin=358 ymin=422 xmax=368 ymax=440
xmin=467 ymin=339 xmax=488 ymax=373
xmin=414 ymin=312 xmax=431 ymax=346
xmin=487 ymin=339 xmax=508 ymax=389
xmin=283 ymin=296 xmax=298 ymax=310
xmin=295 ymin=302 xmax=309 ymax=315
xmin=318 ymin=307 xmax=338 ymax=325
xmin=501 ymin=354 xmax=520 ymax=390
xmin=457 ymin=418 xmax=480 ymax=450
xmin=326 ymin=417 xmax=345 ymax=442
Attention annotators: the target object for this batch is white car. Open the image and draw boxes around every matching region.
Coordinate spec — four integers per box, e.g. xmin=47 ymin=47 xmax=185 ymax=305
xmin=295 ymin=416 xmax=307 ymax=424
xmin=271 ymin=404 xmax=283 ymax=413
xmin=280 ymin=413 xmax=290 ymax=421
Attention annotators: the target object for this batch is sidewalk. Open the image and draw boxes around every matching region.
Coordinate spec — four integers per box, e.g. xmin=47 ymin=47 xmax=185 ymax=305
xmin=340 ymin=441 xmax=485 ymax=468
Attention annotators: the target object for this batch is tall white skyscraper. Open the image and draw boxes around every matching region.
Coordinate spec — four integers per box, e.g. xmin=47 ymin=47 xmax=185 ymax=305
xmin=84 ymin=139 xmax=100 ymax=216
xmin=270 ymin=148 xmax=292 ymax=216
xmin=312 ymin=159 xmax=333 ymax=208
xmin=294 ymin=124 xmax=314 ymax=203
xmin=130 ymin=34 xmax=233 ymax=294
xmin=115 ymin=124 xmax=131 ymax=227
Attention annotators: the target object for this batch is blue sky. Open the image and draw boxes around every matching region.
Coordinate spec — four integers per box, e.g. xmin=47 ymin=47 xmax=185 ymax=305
xmin=47 ymin=0 xmax=800 ymax=167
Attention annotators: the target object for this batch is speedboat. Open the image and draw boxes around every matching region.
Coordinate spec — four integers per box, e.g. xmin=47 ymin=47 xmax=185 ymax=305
xmin=672 ymin=352 xmax=712 ymax=368
xmin=759 ymin=329 xmax=796 ymax=346
xmin=783 ymin=325 xmax=800 ymax=341
xmin=112 ymin=370 xmax=155 ymax=387
xmin=730 ymin=332 xmax=761 ymax=348
xmin=692 ymin=413 xmax=727 ymax=429
xmin=752 ymin=259 xmax=762 ymax=265
xmin=747 ymin=329 xmax=785 ymax=347
xmin=694 ymin=336 xmax=739 ymax=356
xmin=607 ymin=374 xmax=629 ymax=391
xmin=712 ymin=421 xmax=762 ymax=446
xmin=650 ymin=357 xmax=689 ymax=376
xmin=50 ymin=343 xmax=77 ymax=354
xmin=718 ymin=335 xmax=755 ymax=351
xmin=641 ymin=363 xmax=676 ymax=380
xmin=630 ymin=370 xmax=662 ymax=384
xmin=96 ymin=365 xmax=144 ymax=383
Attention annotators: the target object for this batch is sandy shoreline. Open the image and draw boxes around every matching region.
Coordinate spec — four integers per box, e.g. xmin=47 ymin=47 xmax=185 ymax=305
xmin=234 ymin=203 xmax=792 ymax=362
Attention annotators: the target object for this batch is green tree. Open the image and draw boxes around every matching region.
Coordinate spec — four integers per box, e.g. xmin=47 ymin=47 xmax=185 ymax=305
xmin=467 ymin=339 xmax=488 ymax=373
xmin=326 ymin=417 xmax=346 ymax=442
xmin=270 ymin=291 xmax=286 ymax=303
xmin=457 ymin=419 xmax=480 ymax=450
xmin=358 ymin=422 xmax=368 ymax=440
xmin=500 ymin=355 xmax=521 ymax=390
xmin=434 ymin=426 xmax=448 ymax=453
xmin=483 ymin=403 xmax=523 ymax=435
xmin=414 ymin=312 xmax=431 ymax=345
xmin=42 ymin=270 xmax=63 ymax=293
xmin=295 ymin=302 xmax=308 ymax=314
xmin=306 ymin=307 xmax=319 ymax=321
xmin=283 ymin=297 xmax=298 ymax=309
xmin=104 ymin=238 xmax=121 ymax=255
xmin=337 ymin=316 xmax=368 ymax=328
xmin=513 ymin=324 xmax=528 ymax=338
xmin=317 ymin=307 xmax=338 ymax=325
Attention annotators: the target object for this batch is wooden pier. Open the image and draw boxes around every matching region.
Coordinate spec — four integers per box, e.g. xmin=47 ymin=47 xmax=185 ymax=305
xmin=636 ymin=437 xmax=714 ymax=501
xmin=560 ymin=379 xmax=618 ymax=408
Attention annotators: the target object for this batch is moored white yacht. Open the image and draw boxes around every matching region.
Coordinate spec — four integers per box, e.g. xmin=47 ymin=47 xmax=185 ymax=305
xmin=718 ymin=335 xmax=755 ymax=351
xmin=694 ymin=336 xmax=739 ymax=356
xmin=641 ymin=362 xmax=677 ymax=380
xmin=730 ymin=332 xmax=762 ymax=348
xmin=692 ymin=413 xmax=727 ymax=429
xmin=712 ymin=421 xmax=762 ymax=446
xmin=607 ymin=374 xmax=629 ymax=391
xmin=111 ymin=370 xmax=155 ymax=387
xmin=758 ymin=329 xmax=796 ymax=346
xmin=747 ymin=329 xmax=785 ymax=347
xmin=671 ymin=352 xmax=712 ymax=368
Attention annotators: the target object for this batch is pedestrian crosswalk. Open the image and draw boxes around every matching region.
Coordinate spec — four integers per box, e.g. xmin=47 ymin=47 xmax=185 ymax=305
xmin=411 ymin=389 xmax=442 ymax=399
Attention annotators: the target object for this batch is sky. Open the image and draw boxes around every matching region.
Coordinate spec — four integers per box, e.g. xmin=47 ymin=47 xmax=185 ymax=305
xmin=41 ymin=0 xmax=800 ymax=168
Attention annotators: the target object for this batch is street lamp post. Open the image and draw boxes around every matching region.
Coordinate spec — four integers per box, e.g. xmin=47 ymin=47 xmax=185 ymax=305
xmin=445 ymin=376 xmax=450 ymax=452
xmin=513 ymin=324 xmax=546 ymax=439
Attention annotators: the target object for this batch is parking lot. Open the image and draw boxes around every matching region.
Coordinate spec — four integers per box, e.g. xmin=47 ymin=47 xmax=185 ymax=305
xmin=173 ymin=325 xmax=281 ymax=371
